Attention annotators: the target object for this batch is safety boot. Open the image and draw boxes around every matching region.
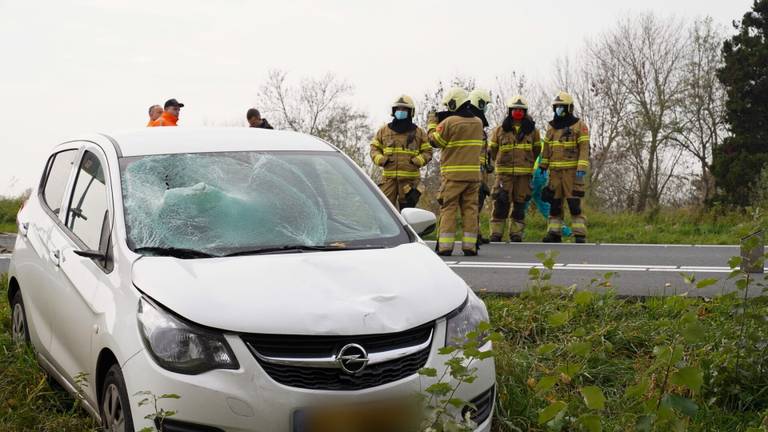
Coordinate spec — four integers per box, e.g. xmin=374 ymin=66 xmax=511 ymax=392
xmin=542 ymin=232 xmax=562 ymax=243
xmin=575 ymin=235 xmax=586 ymax=244
xmin=462 ymin=249 xmax=478 ymax=257
xmin=510 ymin=234 xmax=523 ymax=243
xmin=478 ymin=233 xmax=490 ymax=245
xmin=489 ymin=233 xmax=502 ymax=243
xmin=437 ymin=249 xmax=453 ymax=257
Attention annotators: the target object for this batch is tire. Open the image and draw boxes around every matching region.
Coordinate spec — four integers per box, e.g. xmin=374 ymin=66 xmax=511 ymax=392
xmin=10 ymin=290 xmax=30 ymax=345
xmin=100 ymin=364 xmax=135 ymax=432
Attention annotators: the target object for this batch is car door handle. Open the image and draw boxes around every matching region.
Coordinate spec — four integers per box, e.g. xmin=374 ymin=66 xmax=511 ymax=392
xmin=50 ymin=249 xmax=61 ymax=266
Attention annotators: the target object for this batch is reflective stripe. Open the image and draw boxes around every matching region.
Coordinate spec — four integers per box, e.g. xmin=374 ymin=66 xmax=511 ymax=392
xmin=546 ymin=141 xmax=578 ymax=149
xmin=427 ymin=123 xmax=438 ymax=131
xmin=571 ymin=223 xmax=587 ymax=229
xmin=489 ymin=141 xmax=499 ymax=149
xmin=420 ymin=143 xmax=432 ymax=151
xmin=547 ymin=223 xmax=562 ymax=231
xmin=549 ymin=161 xmax=579 ymax=168
xmin=577 ymin=160 xmax=590 ymax=169
xmin=462 ymin=237 xmax=477 ymax=244
xmin=373 ymin=154 xmax=384 ymax=165
xmin=414 ymin=155 xmax=426 ymax=166
xmin=383 ymin=148 xmax=419 ymax=156
xmin=440 ymin=165 xmax=481 ymax=173
xmin=496 ymin=167 xmax=534 ymax=174
xmin=382 ymin=170 xmax=420 ymax=178
xmin=432 ymin=131 xmax=448 ymax=147
xmin=371 ymin=139 xmax=383 ymax=150
xmin=578 ymin=135 xmax=590 ymax=143
xmin=445 ymin=140 xmax=484 ymax=148
xmin=540 ymin=158 xmax=549 ymax=165
xmin=499 ymin=143 xmax=533 ymax=152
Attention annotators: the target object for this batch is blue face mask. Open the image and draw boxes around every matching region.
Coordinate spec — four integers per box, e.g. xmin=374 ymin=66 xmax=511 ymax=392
xmin=555 ymin=106 xmax=567 ymax=117
xmin=394 ymin=110 xmax=409 ymax=120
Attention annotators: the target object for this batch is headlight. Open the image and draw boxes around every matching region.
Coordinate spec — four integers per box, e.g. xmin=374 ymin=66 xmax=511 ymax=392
xmin=137 ymin=297 xmax=239 ymax=374
xmin=445 ymin=291 xmax=490 ymax=347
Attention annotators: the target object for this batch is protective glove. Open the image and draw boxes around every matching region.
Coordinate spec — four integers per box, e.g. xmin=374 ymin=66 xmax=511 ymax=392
xmin=576 ymin=170 xmax=586 ymax=179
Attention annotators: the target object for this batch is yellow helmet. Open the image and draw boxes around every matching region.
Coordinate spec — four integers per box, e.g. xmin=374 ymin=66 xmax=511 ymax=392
xmin=507 ymin=95 xmax=529 ymax=110
xmin=392 ymin=94 xmax=416 ymax=111
xmin=552 ymin=91 xmax=574 ymax=106
xmin=469 ymin=88 xmax=492 ymax=112
xmin=442 ymin=87 xmax=469 ymax=111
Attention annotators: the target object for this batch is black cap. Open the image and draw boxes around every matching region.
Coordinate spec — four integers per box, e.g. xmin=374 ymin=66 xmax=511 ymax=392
xmin=164 ymin=98 xmax=185 ymax=109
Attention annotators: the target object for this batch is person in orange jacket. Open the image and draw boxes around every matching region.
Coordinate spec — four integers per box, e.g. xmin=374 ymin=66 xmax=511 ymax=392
xmin=149 ymin=99 xmax=184 ymax=127
xmin=146 ymin=104 xmax=162 ymax=127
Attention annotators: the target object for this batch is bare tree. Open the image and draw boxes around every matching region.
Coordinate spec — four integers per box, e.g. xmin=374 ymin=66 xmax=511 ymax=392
xmin=590 ymin=13 xmax=689 ymax=211
xmin=671 ymin=17 xmax=727 ymax=203
xmin=256 ymin=70 xmax=373 ymax=168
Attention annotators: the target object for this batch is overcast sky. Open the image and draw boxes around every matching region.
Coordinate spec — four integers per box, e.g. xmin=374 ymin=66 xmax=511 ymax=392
xmin=0 ymin=0 xmax=752 ymax=196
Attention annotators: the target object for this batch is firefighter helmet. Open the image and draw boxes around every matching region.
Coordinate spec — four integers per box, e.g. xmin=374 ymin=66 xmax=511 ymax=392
xmin=442 ymin=87 xmax=469 ymax=111
xmin=391 ymin=95 xmax=416 ymax=116
xmin=507 ymin=95 xmax=529 ymax=110
xmin=469 ymin=88 xmax=492 ymax=112
xmin=552 ymin=91 xmax=574 ymax=106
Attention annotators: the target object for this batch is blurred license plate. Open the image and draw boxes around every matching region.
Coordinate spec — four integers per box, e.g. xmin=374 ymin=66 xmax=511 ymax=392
xmin=293 ymin=399 xmax=419 ymax=432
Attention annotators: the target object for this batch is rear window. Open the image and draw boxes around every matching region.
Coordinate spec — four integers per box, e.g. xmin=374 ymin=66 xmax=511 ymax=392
xmin=41 ymin=150 xmax=78 ymax=215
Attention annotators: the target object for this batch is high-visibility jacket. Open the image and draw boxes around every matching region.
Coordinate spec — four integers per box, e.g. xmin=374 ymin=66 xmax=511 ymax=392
xmin=149 ymin=112 xmax=178 ymax=127
xmin=430 ymin=113 xmax=485 ymax=182
xmin=540 ymin=119 xmax=589 ymax=171
xmin=489 ymin=123 xmax=541 ymax=176
xmin=370 ymin=125 xmax=431 ymax=179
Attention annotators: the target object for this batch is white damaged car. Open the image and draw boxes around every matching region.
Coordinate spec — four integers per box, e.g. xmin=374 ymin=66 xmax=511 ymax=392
xmin=8 ymin=128 xmax=495 ymax=431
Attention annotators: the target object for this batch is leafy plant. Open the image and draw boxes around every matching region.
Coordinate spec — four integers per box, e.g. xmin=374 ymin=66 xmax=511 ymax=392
xmin=135 ymin=390 xmax=181 ymax=432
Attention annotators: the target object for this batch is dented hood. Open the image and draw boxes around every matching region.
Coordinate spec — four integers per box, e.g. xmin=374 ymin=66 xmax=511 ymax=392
xmin=131 ymin=243 xmax=468 ymax=335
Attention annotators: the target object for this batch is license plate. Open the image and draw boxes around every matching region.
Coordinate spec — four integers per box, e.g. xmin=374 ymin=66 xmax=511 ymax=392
xmin=293 ymin=400 xmax=420 ymax=432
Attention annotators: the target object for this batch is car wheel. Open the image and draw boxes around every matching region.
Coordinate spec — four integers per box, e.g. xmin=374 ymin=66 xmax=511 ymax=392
xmin=100 ymin=364 xmax=135 ymax=432
xmin=10 ymin=290 xmax=30 ymax=344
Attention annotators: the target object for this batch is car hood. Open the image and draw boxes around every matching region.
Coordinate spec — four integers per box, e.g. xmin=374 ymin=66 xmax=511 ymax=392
xmin=131 ymin=243 xmax=468 ymax=335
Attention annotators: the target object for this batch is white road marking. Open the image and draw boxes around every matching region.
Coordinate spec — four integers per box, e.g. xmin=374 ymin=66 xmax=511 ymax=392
xmin=446 ymin=261 xmax=765 ymax=274
xmin=0 ymin=254 xmax=11 ymax=259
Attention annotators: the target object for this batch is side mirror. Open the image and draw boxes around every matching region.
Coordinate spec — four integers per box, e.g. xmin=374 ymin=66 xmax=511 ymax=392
xmin=401 ymin=208 xmax=437 ymax=237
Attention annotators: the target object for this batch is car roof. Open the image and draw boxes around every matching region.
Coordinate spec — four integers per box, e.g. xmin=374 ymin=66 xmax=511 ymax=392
xmin=101 ymin=127 xmax=337 ymax=157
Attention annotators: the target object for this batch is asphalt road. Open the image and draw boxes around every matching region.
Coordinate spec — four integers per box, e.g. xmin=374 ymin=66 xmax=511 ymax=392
xmin=427 ymin=241 xmax=766 ymax=297
xmin=1 ymin=233 xmax=764 ymax=297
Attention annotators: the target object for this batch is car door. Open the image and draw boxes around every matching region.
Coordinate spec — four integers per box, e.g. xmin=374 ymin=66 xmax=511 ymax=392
xmin=14 ymin=147 xmax=79 ymax=353
xmin=45 ymin=145 xmax=115 ymax=384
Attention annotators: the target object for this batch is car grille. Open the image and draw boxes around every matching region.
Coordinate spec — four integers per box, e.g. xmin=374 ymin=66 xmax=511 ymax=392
xmin=242 ymin=323 xmax=433 ymax=391
xmin=468 ymin=385 xmax=495 ymax=425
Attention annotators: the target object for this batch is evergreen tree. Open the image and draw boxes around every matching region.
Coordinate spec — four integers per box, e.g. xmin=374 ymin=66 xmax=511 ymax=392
xmin=713 ymin=0 xmax=768 ymax=205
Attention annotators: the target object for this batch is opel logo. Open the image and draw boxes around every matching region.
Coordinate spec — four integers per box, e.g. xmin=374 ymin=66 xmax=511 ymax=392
xmin=336 ymin=343 xmax=369 ymax=375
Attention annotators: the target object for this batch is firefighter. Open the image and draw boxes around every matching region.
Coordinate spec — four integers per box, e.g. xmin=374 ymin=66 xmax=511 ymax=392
xmin=429 ymin=87 xmax=485 ymax=256
xmin=539 ymin=91 xmax=590 ymax=243
xmin=468 ymin=88 xmax=494 ymax=245
xmin=489 ymin=95 xmax=541 ymax=242
xmin=370 ymin=95 xmax=432 ymax=210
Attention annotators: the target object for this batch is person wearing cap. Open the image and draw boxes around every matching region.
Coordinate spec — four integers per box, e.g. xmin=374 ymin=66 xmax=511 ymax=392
xmin=246 ymin=108 xmax=274 ymax=129
xmin=146 ymin=104 xmax=162 ymax=127
xmin=149 ymin=99 xmax=184 ymax=127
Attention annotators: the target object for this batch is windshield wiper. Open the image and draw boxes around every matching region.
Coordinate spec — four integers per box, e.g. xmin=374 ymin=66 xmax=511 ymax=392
xmin=134 ymin=246 xmax=216 ymax=259
xmin=223 ymin=244 xmax=385 ymax=257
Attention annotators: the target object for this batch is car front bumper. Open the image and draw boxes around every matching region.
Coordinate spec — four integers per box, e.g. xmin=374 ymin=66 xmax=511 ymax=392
xmin=122 ymin=320 xmax=495 ymax=431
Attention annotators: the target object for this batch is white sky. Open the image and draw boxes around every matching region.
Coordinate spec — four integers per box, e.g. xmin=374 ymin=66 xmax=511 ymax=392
xmin=0 ymin=0 xmax=751 ymax=196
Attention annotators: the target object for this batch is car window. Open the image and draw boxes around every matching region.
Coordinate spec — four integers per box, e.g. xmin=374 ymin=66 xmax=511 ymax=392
xmin=41 ymin=150 xmax=78 ymax=215
xmin=66 ymin=151 xmax=109 ymax=251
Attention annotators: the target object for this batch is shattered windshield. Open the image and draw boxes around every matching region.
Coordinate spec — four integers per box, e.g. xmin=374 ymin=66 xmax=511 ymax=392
xmin=119 ymin=151 xmax=408 ymax=256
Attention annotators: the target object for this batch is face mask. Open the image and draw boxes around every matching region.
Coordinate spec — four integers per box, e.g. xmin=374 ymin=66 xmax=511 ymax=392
xmin=511 ymin=110 xmax=525 ymax=121
xmin=394 ymin=110 xmax=409 ymax=120
xmin=555 ymin=106 xmax=567 ymax=117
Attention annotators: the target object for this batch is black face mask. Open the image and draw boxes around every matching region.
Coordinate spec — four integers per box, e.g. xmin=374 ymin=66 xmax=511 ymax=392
xmin=388 ymin=116 xmax=416 ymax=134
xmin=468 ymin=104 xmax=489 ymax=127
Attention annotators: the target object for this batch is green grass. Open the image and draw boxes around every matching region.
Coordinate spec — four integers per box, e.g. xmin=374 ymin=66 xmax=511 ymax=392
xmin=0 ymin=197 xmax=23 ymax=234
xmin=0 ymin=274 xmax=98 ymax=431
xmin=423 ymin=204 xmax=768 ymax=245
